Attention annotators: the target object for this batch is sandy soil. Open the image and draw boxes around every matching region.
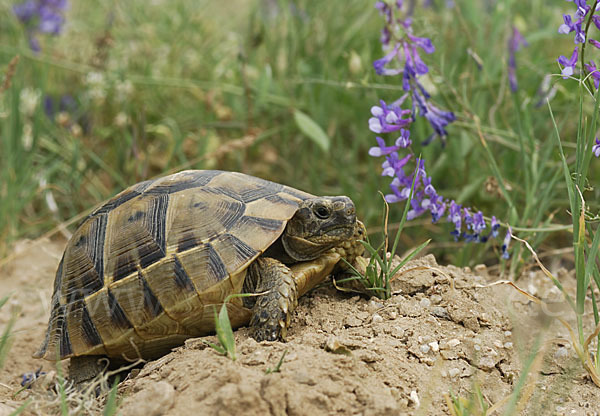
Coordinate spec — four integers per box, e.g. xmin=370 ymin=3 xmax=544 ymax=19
xmin=1 ymin=238 xmax=599 ymax=415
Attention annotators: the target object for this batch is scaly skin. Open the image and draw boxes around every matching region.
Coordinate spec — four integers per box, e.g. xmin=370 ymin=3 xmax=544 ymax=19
xmin=246 ymin=221 xmax=366 ymax=342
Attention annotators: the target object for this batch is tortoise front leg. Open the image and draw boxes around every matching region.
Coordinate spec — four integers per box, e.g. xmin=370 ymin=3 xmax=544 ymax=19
xmin=243 ymin=257 xmax=298 ymax=342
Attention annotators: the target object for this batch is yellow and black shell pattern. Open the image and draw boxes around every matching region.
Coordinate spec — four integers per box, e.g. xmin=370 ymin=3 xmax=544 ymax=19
xmin=35 ymin=170 xmax=312 ymax=361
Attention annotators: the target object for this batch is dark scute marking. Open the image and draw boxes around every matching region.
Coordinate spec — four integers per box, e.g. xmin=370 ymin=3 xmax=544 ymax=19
xmin=177 ymin=232 xmax=198 ymax=252
xmin=282 ymin=187 xmax=312 ymax=201
xmin=78 ymin=300 xmax=103 ymax=347
xmin=145 ymin=170 xmax=222 ymax=195
xmin=239 ymin=184 xmax=282 ymax=203
xmin=204 ymin=186 xmax=242 ymax=202
xmin=265 ymin=194 xmax=301 ymax=207
xmin=58 ymin=305 xmax=72 ymax=357
xmin=140 ymin=272 xmax=163 ymax=317
xmin=137 ymin=194 xmax=169 ymax=268
xmin=65 ymin=287 xmax=86 ymax=304
xmin=173 ymin=256 xmax=195 ymax=291
xmin=206 ymin=243 xmax=228 ymax=281
xmin=217 ymin=199 xmax=245 ymax=230
xmin=228 ymin=234 xmax=259 ymax=261
xmin=107 ymin=289 xmax=133 ymax=329
xmin=90 ymin=190 xmax=141 ymax=217
xmin=90 ymin=213 xmax=108 ymax=285
xmin=113 ymin=253 xmax=137 ymax=282
xmin=242 ymin=216 xmax=283 ymax=232
xmin=149 ymin=194 xmax=168 ymax=254
xmin=53 ymin=255 xmax=64 ymax=294
xmin=138 ymin=242 xmax=166 ymax=269
xmin=132 ymin=179 xmax=156 ymax=193
xmin=64 ymin=270 xmax=104 ymax=304
xmin=128 ymin=211 xmax=145 ymax=222
xmin=74 ymin=235 xmax=87 ymax=248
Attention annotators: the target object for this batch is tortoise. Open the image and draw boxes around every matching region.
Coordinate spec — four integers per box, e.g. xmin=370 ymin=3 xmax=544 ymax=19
xmin=35 ymin=170 xmax=364 ymax=381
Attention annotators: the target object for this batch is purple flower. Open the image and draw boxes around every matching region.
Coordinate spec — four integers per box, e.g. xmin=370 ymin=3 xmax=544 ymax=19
xmin=593 ymin=137 xmax=600 ymax=157
xmin=369 ymin=100 xmax=413 ymax=134
xmin=472 ymin=211 xmax=486 ymax=235
xmin=374 ymin=44 xmax=402 ymax=76
xmin=585 ymin=61 xmax=600 ymax=87
xmin=558 ymin=47 xmax=579 ymax=78
xmin=490 ymin=216 xmax=500 ymax=237
xmin=508 ymin=27 xmax=528 ymax=92
xmin=368 ymin=130 xmax=412 ymax=157
xmin=407 ymin=34 xmax=435 ymax=54
xmin=574 ymin=0 xmax=591 ymax=20
xmin=13 ymin=0 xmax=37 ymax=22
xmin=447 ymin=201 xmax=462 ymax=236
xmin=559 ymin=14 xmax=576 ymax=34
xmin=12 ymin=0 xmax=68 ymax=52
xmin=501 ymin=228 xmax=512 ymax=259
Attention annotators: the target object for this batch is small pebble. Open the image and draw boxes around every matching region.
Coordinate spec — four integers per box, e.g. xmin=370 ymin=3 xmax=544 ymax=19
xmin=368 ymin=300 xmax=384 ymax=312
xmin=504 ymin=342 xmax=513 ymax=349
xmin=409 ymin=390 xmax=420 ymax=408
xmin=419 ymin=298 xmax=431 ymax=308
xmin=420 ymin=344 xmax=431 ymax=354
xmin=372 ymin=314 xmax=384 ymax=324
xmin=555 ymin=346 xmax=569 ymax=360
xmin=504 ymin=331 xmax=512 ymax=337
xmin=431 ymin=306 xmax=449 ymax=319
xmin=430 ymin=294 xmax=443 ymax=304
xmin=389 ymin=310 xmax=398 ymax=320
xmin=446 ymin=338 xmax=461 ymax=348
xmin=479 ymin=356 xmax=496 ymax=371
xmin=448 ymin=368 xmax=460 ymax=378
xmin=428 ymin=341 xmax=439 ymax=352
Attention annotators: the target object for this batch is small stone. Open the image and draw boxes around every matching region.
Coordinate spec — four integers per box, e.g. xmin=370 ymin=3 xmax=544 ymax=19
xmin=446 ymin=338 xmax=461 ymax=348
xmin=372 ymin=313 xmax=384 ymax=324
xmin=420 ymin=344 xmax=431 ymax=354
xmin=368 ymin=299 xmax=384 ymax=312
xmin=121 ymin=381 xmax=175 ymax=416
xmin=504 ymin=331 xmax=512 ymax=337
xmin=474 ymin=344 xmax=481 ymax=351
xmin=409 ymin=390 xmax=420 ymax=408
xmin=431 ymin=306 xmax=449 ymax=319
xmin=428 ymin=341 xmax=439 ymax=352
xmin=493 ymin=340 xmax=503 ymax=349
xmin=420 ymin=298 xmax=431 ymax=308
xmin=325 ymin=336 xmax=352 ymax=355
xmin=392 ymin=327 xmax=406 ymax=339
xmin=430 ymin=294 xmax=443 ymax=304
xmin=504 ymin=342 xmax=513 ymax=349
xmin=555 ymin=346 xmax=569 ymax=360
xmin=388 ymin=310 xmax=398 ymax=320
xmin=448 ymin=368 xmax=460 ymax=378
xmin=479 ymin=356 xmax=496 ymax=371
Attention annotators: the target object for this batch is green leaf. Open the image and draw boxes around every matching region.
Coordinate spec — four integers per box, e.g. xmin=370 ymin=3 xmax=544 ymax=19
xmin=217 ymin=303 xmax=236 ymax=360
xmin=293 ymin=110 xmax=330 ymax=152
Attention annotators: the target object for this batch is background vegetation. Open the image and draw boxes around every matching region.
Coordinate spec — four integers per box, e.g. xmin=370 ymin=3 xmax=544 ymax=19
xmin=0 ymin=0 xmax=597 ymax=271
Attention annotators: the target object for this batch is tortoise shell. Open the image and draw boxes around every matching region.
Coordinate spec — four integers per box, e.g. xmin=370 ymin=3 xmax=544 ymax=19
xmin=35 ymin=170 xmax=313 ymax=361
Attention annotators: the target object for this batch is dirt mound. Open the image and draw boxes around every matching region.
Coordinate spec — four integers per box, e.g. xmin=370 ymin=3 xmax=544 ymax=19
xmin=0 ymin=240 xmax=598 ymax=415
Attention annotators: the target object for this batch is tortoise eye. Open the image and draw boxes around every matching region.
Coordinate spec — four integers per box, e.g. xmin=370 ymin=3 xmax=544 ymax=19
xmin=314 ymin=206 xmax=330 ymax=219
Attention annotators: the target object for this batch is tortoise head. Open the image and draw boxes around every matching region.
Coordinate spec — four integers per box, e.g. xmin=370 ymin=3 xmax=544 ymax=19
xmin=282 ymin=196 xmax=357 ymax=262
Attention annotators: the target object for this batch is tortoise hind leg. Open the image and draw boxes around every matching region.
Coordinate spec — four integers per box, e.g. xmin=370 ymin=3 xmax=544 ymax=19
xmin=243 ymin=257 xmax=298 ymax=341
xmin=68 ymin=355 xmax=108 ymax=385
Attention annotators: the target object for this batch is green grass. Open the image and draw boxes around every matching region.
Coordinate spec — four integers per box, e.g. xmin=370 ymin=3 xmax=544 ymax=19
xmin=0 ymin=295 xmax=15 ymax=370
xmin=1 ymin=0 xmax=592 ymax=264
